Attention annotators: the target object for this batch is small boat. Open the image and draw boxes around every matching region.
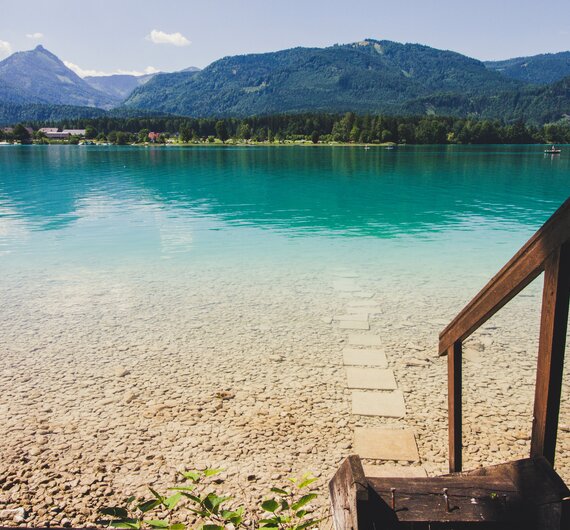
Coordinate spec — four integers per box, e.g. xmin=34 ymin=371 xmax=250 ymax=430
xmin=364 ymin=146 xmax=370 ymax=150
xmin=544 ymin=145 xmax=561 ymax=154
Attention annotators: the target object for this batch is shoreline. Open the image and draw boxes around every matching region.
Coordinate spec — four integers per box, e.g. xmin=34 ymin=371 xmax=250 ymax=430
xmin=2 ymin=141 xmax=568 ymax=147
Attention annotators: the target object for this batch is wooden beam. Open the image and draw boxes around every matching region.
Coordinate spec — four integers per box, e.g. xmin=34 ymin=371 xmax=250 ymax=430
xmin=448 ymin=341 xmax=462 ymax=473
xmin=328 ymin=455 xmax=368 ymax=530
xmin=531 ymin=242 xmax=570 ymax=465
xmin=439 ymin=198 xmax=570 ymax=355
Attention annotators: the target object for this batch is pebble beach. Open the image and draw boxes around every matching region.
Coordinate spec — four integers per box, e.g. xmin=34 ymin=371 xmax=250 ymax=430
xmin=1 ymin=262 xmax=568 ymax=527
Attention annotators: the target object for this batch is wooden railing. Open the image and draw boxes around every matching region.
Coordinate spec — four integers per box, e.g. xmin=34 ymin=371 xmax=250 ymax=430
xmin=439 ymin=197 xmax=570 ymax=473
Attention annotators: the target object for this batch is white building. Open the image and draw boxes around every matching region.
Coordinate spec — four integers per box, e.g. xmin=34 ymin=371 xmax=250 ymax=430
xmin=62 ymin=129 xmax=86 ymax=136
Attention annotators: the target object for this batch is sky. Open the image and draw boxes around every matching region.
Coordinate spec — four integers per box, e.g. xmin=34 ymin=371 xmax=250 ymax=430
xmin=1 ymin=0 xmax=569 ymax=77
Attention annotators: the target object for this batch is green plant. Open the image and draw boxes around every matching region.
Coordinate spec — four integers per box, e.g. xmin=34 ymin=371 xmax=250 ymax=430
xmin=258 ymin=474 xmax=321 ymax=530
xmin=99 ymin=468 xmax=323 ymax=530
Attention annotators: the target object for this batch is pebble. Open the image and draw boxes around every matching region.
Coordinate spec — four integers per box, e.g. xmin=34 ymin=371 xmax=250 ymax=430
xmin=114 ymin=367 xmax=130 ymax=377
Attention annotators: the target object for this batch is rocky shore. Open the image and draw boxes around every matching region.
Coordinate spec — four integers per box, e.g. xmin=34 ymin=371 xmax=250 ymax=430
xmin=1 ymin=264 xmax=568 ymax=527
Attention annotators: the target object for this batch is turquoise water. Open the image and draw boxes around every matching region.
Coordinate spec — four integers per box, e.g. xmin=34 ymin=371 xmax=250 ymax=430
xmin=0 ymin=145 xmax=568 ymax=280
xmin=1 ymin=144 xmax=569 ymax=491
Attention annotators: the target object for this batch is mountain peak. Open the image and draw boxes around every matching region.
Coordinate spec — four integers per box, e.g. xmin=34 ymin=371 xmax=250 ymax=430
xmin=0 ymin=45 xmax=119 ymax=109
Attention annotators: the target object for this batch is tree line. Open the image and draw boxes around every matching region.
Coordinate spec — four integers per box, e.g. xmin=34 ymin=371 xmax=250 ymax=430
xmin=3 ymin=113 xmax=570 ymax=144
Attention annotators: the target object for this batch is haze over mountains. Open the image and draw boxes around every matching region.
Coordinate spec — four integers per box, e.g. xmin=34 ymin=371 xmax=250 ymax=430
xmin=1 ymin=41 xmax=569 ymax=125
xmin=83 ymin=73 xmax=157 ymax=101
xmin=484 ymin=51 xmax=570 ymax=85
xmin=0 ymin=45 xmax=118 ymax=108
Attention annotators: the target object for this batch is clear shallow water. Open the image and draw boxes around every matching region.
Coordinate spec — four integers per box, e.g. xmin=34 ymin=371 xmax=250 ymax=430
xmin=1 ymin=145 xmax=569 ymax=513
xmin=0 ymin=145 xmax=568 ymax=281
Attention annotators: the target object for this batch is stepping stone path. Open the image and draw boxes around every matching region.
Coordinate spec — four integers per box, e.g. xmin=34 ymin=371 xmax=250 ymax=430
xmin=354 ymin=428 xmax=419 ymax=461
xmin=338 ymin=320 xmax=370 ymax=330
xmin=329 ymin=272 xmax=425 ymax=474
xmin=345 ymin=367 xmax=397 ymax=390
xmin=351 ymin=390 xmax=406 ymax=417
xmin=342 ymin=348 xmax=388 ymax=367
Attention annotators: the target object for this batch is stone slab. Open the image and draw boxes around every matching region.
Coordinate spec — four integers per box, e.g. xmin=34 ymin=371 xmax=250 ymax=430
xmin=352 ymin=291 xmax=375 ymax=299
xmin=334 ymin=313 xmax=369 ymax=322
xmin=351 ymin=390 xmax=406 ymax=417
xmin=354 ymin=428 xmax=419 ymax=461
xmin=333 ymin=272 xmax=359 ymax=278
xmin=343 ymin=348 xmax=388 ymax=367
xmin=339 ymin=320 xmax=370 ymax=330
xmin=363 ymin=464 xmax=426 ymax=477
xmin=464 ymin=348 xmax=483 ymax=363
xmin=347 ymin=301 xmax=380 ymax=309
xmin=349 ymin=334 xmax=383 ymax=346
xmin=345 ymin=367 xmax=397 ymax=390
xmin=332 ymin=280 xmax=360 ymax=292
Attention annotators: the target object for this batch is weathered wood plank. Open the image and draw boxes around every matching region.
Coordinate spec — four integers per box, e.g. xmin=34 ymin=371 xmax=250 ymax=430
xmin=367 ymin=475 xmax=523 ymax=523
xmin=439 ymin=197 xmax=570 ymax=355
xmin=531 ymin=242 xmax=570 ymax=465
xmin=448 ymin=341 xmax=462 ymax=473
xmin=328 ymin=455 xmax=368 ymax=530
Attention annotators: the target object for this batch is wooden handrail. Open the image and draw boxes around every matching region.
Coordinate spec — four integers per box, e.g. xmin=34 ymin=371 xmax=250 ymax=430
xmin=439 ymin=197 xmax=570 ymax=355
xmin=441 ymin=197 xmax=570 ymax=474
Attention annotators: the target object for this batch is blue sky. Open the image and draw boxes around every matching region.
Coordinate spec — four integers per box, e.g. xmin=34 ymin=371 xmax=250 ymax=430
xmin=1 ymin=0 xmax=569 ymax=76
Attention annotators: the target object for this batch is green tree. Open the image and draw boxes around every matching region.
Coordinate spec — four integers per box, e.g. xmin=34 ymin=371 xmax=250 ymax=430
xmin=116 ymin=132 xmax=130 ymax=145
xmin=311 ymin=130 xmax=320 ymax=144
xmin=381 ymin=129 xmax=393 ymax=143
xmin=179 ymin=125 xmax=192 ymax=143
xmin=397 ymin=123 xmax=414 ymax=144
xmin=237 ymin=122 xmax=251 ymax=140
xmin=415 ymin=119 xmax=447 ymax=144
xmin=12 ymin=124 xmax=32 ymax=143
xmin=138 ymin=128 xmax=150 ymax=143
xmin=85 ymin=126 xmax=97 ymax=139
xmin=215 ymin=120 xmax=229 ymax=143
xmin=349 ymin=124 xmax=360 ymax=143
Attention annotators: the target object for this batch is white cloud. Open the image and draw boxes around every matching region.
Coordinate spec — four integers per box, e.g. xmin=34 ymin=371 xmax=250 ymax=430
xmin=26 ymin=32 xmax=44 ymax=40
xmin=64 ymin=60 xmax=160 ymax=78
xmin=146 ymin=29 xmax=190 ymax=47
xmin=0 ymin=40 xmax=12 ymax=59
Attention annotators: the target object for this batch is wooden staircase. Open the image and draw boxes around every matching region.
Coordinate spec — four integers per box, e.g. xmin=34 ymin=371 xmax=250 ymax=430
xmin=329 ymin=197 xmax=570 ymax=529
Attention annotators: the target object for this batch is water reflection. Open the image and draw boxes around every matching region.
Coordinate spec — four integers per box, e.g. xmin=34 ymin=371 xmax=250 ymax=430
xmin=0 ymin=145 xmax=568 ymax=263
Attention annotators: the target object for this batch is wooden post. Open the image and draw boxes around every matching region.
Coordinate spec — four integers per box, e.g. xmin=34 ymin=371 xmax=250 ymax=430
xmin=531 ymin=242 xmax=570 ymax=465
xmin=448 ymin=340 xmax=462 ymax=473
xmin=329 ymin=455 xmax=369 ymax=530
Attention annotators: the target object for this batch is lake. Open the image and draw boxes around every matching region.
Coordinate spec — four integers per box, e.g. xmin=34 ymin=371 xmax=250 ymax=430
xmin=0 ymin=144 xmax=568 ymax=525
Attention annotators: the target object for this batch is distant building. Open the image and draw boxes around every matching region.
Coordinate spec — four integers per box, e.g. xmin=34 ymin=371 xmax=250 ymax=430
xmin=44 ymin=131 xmax=71 ymax=139
xmin=36 ymin=128 xmax=86 ymax=139
xmin=62 ymin=129 xmax=86 ymax=136
xmin=148 ymin=131 xmax=160 ymax=142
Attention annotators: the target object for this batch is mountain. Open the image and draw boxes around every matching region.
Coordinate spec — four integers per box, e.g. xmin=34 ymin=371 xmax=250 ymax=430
xmin=84 ymin=73 xmax=157 ymax=101
xmin=0 ymin=102 xmax=106 ymax=126
xmin=485 ymin=51 xmax=570 ymax=85
xmin=123 ymin=39 xmax=522 ymax=117
xmin=2 ymin=42 xmax=569 ymax=125
xmin=400 ymin=75 xmax=570 ymax=124
xmin=0 ymin=45 xmax=119 ymax=108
